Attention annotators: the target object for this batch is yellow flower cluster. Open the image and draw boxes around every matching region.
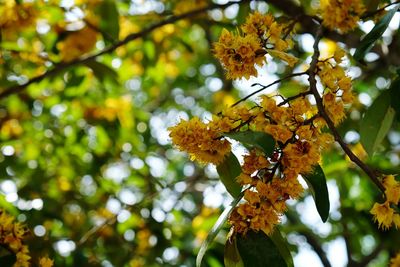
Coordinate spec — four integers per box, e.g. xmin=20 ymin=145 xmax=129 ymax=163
xmin=0 ymin=0 xmax=37 ymax=35
xmin=213 ymin=12 xmax=297 ymax=80
xmin=391 ymin=252 xmax=400 ymax=267
xmin=57 ymin=27 xmax=98 ymax=62
xmin=229 ymin=97 xmax=333 ymax=235
xmin=370 ymin=175 xmax=400 ymax=230
xmin=0 ymin=209 xmax=30 ymax=267
xmin=168 ymin=117 xmax=233 ymax=165
xmin=318 ymin=47 xmax=353 ymax=125
xmin=320 ymin=0 xmax=365 ymax=33
xmin=39 ymin=257 xmax=54 ymax=267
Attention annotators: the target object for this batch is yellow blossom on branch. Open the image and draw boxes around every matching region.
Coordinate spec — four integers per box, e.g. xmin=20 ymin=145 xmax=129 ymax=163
xmin=320 ymin=0 xmax=365 ymax=33
xmin=213 ymin=29 xmax=265 ymax=79
xmin=370 ymin=201 xmax=395 ymax=230
xmin=168 ymin=117 xmax=232 ymax=165
xmin=391 ymin=252 xmax=400 ymax=267
xmin=57 ymin=26 xmax=98 ymax=62
xmin=0 ymin=209 xmax=31 ymax=267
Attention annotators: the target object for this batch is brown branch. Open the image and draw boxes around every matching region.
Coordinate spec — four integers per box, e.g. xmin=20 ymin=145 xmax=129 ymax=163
xmin=277 ymin=90 xmax=312 ymax=107
xmin=0 ymin=0 xmax=249 ymax=100
xmin=231 ymin=72 xmax=307 ymax=107
xmin=307 ymin=26 xmax=385 ymax=193
xmin=286 ymin=212 xmax=332 ymax=267
xmin=361 ymin=0 xmax=400 ymax=19
xmin=354 ymin=243 xmax=384 ymax=267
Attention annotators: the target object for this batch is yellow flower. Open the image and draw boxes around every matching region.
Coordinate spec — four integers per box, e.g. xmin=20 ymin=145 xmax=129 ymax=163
xmin=370 ymin=201 xmax=394 ymax=230
xmin=0 ymin=1 xmax=37 ymax=35
xmin=394 ymin=214 xmax=400 ymax=229
xmin=390 ymin=252 xmax=400 ymax=267
xmin=267 ymin=49 xmax=298 ymax=67
xmin=39 ymin=257 xmax=54 ymax=267
xmin=383 ymin=175 xmax=400 ymax=204
xmin=169 ymin=117 xmax=231 ymax=165
xmin=320 ymin=0 xmax=365 ymax=33
xmin=213 ymin=29 xmax=265 ymax=79
xmin=241 ymin=12 xmax=275 ymax=36
xmin=57 ymin=27 xmax=98 ymax=62
xmin=264 ymin=124 xmax=293 ymax=143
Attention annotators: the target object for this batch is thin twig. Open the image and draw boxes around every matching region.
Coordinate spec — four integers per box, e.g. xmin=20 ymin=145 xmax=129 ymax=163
xmin=307 ymin=26 xmax=385 ymax=193
xmin=0 ymin=0 xmax=249 ymax=100
xmin=277 ymin=90 xmax=312 ymax=106
xmin=361 ymin=0 xmax=400 ymax=19
xmin=231 ymin=72 xmax=307 ymax=107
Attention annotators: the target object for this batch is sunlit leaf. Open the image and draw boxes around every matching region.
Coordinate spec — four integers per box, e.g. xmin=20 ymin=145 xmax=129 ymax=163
xmin=360 ymin=90 xmax=395 ymax=156
xmin=224 ymin=131 xmax=275 ymax=156
xmin=224 ymin=236 xmax=244 ymax=267
xmin=196 ymin=193 xmax=243 ymax=267
xmin=353 ymin=4 xmax=400 ymax=61
xmin=217 ymin=152 xmax=242 ymax=198
xmin=303 ymin=165 xmax=330 ymax=222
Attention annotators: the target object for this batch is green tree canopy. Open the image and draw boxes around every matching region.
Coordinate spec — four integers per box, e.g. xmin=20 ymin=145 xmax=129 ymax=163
xmin=0 ymin=0 xmax=400 ymax=267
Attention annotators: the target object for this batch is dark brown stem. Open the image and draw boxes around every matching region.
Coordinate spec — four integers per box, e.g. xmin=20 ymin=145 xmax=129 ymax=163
xmin=361 ymin=1 xmax=400 ymax=19
xmin=231 ymin=72 xmax=307 ymax=107
xmin=307 ymin=27 xmax=385 ymax=193
xmin=277 ymin=90 xmax=312 ymax=106
xmin=286 ymin=212 xmax=332 ymax=267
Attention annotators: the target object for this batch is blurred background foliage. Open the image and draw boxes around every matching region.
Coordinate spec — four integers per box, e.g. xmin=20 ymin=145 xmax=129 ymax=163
xmin=0 ymin=0 xmax=400 ymax=266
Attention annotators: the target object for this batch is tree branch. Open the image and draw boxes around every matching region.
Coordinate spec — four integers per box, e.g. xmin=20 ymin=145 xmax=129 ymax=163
xmin=0 ymin=0 xmax=248 ymax=100
xmin=286 ymin=212 xmax=332 ymax=267
xmin=231 ymin=72 xmax=307 ymax=107
xmin=307 ymin=26 xmax=385 ymax=193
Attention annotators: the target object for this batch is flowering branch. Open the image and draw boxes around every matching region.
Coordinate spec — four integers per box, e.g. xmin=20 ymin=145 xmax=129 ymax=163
xmin=0 ymin=0 xmax=249 ymax=100
xmin=232 ymin=71 xmax=307 ymax=107
xmin=307 ymin=27 xmax=385 ymax=193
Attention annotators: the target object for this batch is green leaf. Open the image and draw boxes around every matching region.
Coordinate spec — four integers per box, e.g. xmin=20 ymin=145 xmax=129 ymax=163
xmin=0 ymin=254 xmax=16 ymax=267
xmin=144 ymin=41 xmax=156 ymax=60
xmin=270 ymin=229 xmax=294 ymax=267
xmin=217 ymin=152 xmax=242 ymax=198
xmin=236 ymin=230 xmax=288 ymax=267
xmin=389 ymin=78 xmax=400 ymax=122
xmin=303 ymin=165 xmax=330 ymax=222
xmin=196 ymin=193 xmax=243 ymax=267
xmin=84 ymin=60 xmax=119 ymax=84
xmin=97 ymin=0 xmax=120 ymax=44
xmin=224 ymin=236 xmax=244 ymax=267
xmin=354 ymin=4 xmax=399 ymax=61
xmin=224 ymin=131 xmax=275 ymax=156
xmin=360 ymin=90 xmax=395 ymax=156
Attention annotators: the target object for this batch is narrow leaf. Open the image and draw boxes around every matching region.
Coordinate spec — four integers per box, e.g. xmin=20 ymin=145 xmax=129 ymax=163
xmin=84 ymin=60 xmax=119 ymax=84
xmin=97 ymin=0 xmax=120 ymax=44
xmin=360 ymin=90 xmax=395 ymax=156
xmin=303 ymin=165 xmax=330 ymax=222
xmin=196 ymin=193 xmax=243 ymax=267
xmin=354 ymin=4 xmax=399 ymax=61
xmin=225 ymin=131 xmax=275 ymax=156
xmin=217 ymin=152 xmax=242 ymax=198
xmin=224 ymin=236 xmax=244 ymax=267
xmin=270 ymin=229 xmax=294 ymax=267
xmin=236 ymin=230 xmax=288 ymax=267
xmin=389 ymin=78 xmax=400 ymax=122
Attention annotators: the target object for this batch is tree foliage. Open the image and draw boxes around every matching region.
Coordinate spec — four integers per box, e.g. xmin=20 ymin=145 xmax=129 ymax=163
xmin=0 ymin=0 xmax=400 ymax=267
